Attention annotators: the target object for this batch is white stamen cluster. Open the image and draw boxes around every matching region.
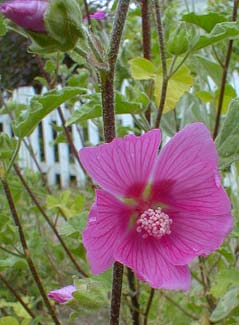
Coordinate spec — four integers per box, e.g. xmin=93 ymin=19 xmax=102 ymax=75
xmin=136 ymin=208 xmax=172 ymax=239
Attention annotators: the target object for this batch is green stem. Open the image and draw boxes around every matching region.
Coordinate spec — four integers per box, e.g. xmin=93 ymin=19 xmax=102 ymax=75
xmin=143 ymin=288 xmax=155 ymax=325
xmin=6 ymin=139 xmax=21 ymax=176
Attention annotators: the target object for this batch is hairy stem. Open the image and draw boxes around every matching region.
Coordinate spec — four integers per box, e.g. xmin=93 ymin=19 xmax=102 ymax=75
xmin=0 ymin=177 xmax=61 ymax=325
xmin=99 ymin=1 xmax=130 ymax=324
xmin=153 ymin=0 xmax=168 ymax=128
xmin=141 ymin=0 xmax=152 ymax=124
xmin=127 ymin=268 xmax=140 ymax=325
xmin=14 ymin=164 xmax=88 ymax=278
xmin=0 ymin=273 xmax=39 ymax=322
xmin=143 ymin=288 xmax=155 ymax=325
xmin=213 ymin=0 xmax=239 ymax=139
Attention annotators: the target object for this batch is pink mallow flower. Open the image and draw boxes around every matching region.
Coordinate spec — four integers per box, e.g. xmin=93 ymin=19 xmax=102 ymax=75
xmin=79 ymin=123 xmax=233 ymax=291
xmin=0 ymin=0 xmax=48 ymax=32
xmin=48 ymin=285 xmax=76 ymax=304
xmin=83 ymin=10 xmax=106 ymax=22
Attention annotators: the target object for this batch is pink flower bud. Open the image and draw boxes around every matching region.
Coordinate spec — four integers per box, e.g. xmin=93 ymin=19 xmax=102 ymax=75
xmin=0 ymin=0 xmax=48 ymax=32
xmin=48 ymin=285 xmax=76 ymax=304
xmin=83 ymin=10 xmax=106 ymax=22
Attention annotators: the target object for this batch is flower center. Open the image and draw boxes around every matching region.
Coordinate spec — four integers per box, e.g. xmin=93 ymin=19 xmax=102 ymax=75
xmin=136 ymin=208 xmax=172 ymax=239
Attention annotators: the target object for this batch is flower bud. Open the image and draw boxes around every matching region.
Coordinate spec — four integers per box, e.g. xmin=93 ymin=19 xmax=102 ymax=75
xmin=0 ymin=0 xmax=48 ymax=33
xmin=44 ymin=0 xmax=84 ymax=51
xmin=167 ymin=24 xmax=190 ymax=56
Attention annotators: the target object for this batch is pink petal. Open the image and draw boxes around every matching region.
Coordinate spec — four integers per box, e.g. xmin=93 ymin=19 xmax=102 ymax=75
xmin=83 ymin=190 xmax=132 ymax=274
xmin=151 ymin=123 xmax=231 ymax=215
xmin=48 ymin=285 xmax=76 ymax=304
xmin=114 ymin=231 xmax=190 ymax=290
xmin=160 ymin=209 xmax=233 ymax=265
xmin=80 ymin=130 xmax=161 ymax=199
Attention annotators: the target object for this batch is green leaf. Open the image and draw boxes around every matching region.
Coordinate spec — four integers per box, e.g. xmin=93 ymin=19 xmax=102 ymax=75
xmin=192 ymin=22 xmax=239 ymax=51
xmin=215 ymin=84 xmax=236 ymax=114
xmin=129 ymin=57 xmax=156 ymax=79
xmin=0 ymin=257 xmax=27 ymax=271
xmin=210 ymin=268 xmax=239 ymax=298
xmin=215 ymin=99 xmax=239 ymax=169
xmin=210 ymin=287 xmax=239 ymax=322
xmin=0 ymin=134 xmax=17 ymax=162
xmin=0 ymin=317 xmax=19 ymax=325
xmin=191 ymin=55 xmax=222 ymax=86
xmin=66 ymin=92 xmax=142 ymax=126
xmin=182 ymin=12 xmax=227 ymax=33
xmin=13 ymin=87 xmax=85 ymax=138
xmin=0 ymin=15 xmax=8 ymax=37
xmin=154 ymin=64 xmax=193 ymax=113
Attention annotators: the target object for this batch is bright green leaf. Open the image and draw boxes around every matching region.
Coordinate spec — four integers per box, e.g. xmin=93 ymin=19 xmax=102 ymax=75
xmin=0 ymin=317 xmax=19 ymax=325
xmin=191 ymin=55 xmax=222 ymax=86
xmin=182 ymin=12 xmax=227 ymax=33
xmin=13 ymin=87 xmax=85 ymax=138
xmin=129 ymin=57 xmax=156 ymax=80
xmin=210 ymin=287 xmax=239 ymax=322
xmin=216 ymin=99 xmax=239 ymax=169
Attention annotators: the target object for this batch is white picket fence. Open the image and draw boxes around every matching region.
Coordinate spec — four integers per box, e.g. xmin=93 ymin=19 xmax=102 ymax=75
xmin=0 ymin=87 xmax=133 ymax=188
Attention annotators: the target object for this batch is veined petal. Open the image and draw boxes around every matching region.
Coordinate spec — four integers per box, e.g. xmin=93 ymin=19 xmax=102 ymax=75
xmin=151 ymin=123 xmax=231 ymax=215
xmin=80 ymin=130 xmax=161 ymax=199
xmin=160 ymin=209 xmax=233 ymax=265
xmin=114 ymin=231 xmax=190 ymax=290
xmin=83 ymin=190 xmax=132 ymax=274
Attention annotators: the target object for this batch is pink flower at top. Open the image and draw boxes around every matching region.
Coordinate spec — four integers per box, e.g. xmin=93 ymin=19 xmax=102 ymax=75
xmin=79 ymin=123 xmax=232 ymax=290
xmin=83 ymin=10 xmax=106 ymax=22
xmin=0 ymin=0 xmax=48 ymax=32
xmin=48 ymin=285 xmax=76 ymax=304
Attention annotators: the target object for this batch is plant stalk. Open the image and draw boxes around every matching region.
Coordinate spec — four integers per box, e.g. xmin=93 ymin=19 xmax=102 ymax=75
xmin=14 ymin=164 xmax=88 ymax=278
xmin=153 ymin=0 xmax=168 ymax=128
xmin=127 ymin=268 xmax=140 ymax=325
xmin=99 ymin=1 xmax=130 ymax=324
xmin=213 ymin=0 xmax=239 ymax=139
xmin=0 ymin=177 xmax=61 ymax=325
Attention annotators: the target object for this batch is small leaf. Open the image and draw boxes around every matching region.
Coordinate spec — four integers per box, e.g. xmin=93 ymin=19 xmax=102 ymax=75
xmin=216 ymin=99 xmax=239 ymax=169
xmin=129 ymin=57 xmax=156 ymax=80
xmin=210 ymin=287 xmax=239 ymax=322
xmin=182 ymin=12 xmax=227 ymax=33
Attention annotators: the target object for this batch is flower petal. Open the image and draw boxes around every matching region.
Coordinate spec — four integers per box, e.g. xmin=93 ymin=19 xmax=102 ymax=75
xmin=114 ymin=231 xmax=190 ymax=290
xmin=80 ymin=129 xmax=161 ymax=198
xmin=83 ymin=190 xmax=132 ymax=274
xmin=160 ymin=209 xmax=233 ymax=265
xmin=151 ymin=123 xmax=231 ymax=215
